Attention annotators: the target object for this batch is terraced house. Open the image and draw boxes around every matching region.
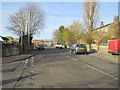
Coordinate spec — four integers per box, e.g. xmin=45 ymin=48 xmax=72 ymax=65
xmin=94 ymin=16 xmax=120 ymax=44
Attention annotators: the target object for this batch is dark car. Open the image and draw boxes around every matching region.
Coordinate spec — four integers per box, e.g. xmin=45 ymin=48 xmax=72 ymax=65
xmin=38 ymin=44 xmax=45 ymax=50
xmin=70 ymin=44 xmax=88 ymax=55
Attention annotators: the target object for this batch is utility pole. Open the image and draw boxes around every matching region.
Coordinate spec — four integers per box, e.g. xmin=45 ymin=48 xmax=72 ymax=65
xmin=20 ymin=15 xmax=25 ymax=53
xmin=20 ymin=14 xmax=26 ymax=53
xmin=28 ymin=12 xmax=31 ymax=51
xmin=20 ymin=20 xmax=23 ymax=53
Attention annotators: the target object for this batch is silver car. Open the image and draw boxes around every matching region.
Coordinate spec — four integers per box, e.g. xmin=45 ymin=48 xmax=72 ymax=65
xmin=70 ymin=44 xmax=88 ymax=55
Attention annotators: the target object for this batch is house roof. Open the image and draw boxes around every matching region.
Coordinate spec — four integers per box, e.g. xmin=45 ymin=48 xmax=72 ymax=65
xmin=0 ymin=36 xmax=9 ymax=41
xmin=0 ymin=37 xmax=4 ymax=41
xmin=94 ymin=23 xmax=111 ymax=30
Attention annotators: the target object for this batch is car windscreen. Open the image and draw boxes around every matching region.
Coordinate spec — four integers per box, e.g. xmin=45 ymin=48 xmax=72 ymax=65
xmin=57 ymin=43 xmax=62 ymax=45
xmin=39 ymin=44 xmax=44 ymax=46
xmin=77 ymin=44 xmax=86 ymax=48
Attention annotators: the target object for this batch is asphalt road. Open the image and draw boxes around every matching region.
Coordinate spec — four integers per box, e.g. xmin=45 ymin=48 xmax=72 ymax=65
xmin=2 ymin=47 xmax=118 ymax=88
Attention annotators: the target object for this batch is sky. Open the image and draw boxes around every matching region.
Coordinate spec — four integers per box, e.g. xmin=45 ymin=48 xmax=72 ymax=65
xmin=0 ymin=1 xmax=119 ymax=40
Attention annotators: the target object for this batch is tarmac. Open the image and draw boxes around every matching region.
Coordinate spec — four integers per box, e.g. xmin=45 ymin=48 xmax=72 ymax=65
xmin=1 ymin=48 xmax=119 ymax=88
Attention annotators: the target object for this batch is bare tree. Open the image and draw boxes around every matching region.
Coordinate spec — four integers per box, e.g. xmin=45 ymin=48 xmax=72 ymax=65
xmin=82 ymin=0 xmax=100 ymax=50
xmin=7 ymin=3 xmax=45 ymax=36
xmin=7 ymin=3 xmax=45 ymax=52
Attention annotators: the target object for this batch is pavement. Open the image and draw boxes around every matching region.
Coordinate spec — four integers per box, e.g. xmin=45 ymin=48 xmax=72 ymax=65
xmin=2 ymin=49 xmax=38 ymax=64
xmin=91 ymin=52 xmax=119 ymax=64
xmin=98 ymin=51 xmax=111 ymax=55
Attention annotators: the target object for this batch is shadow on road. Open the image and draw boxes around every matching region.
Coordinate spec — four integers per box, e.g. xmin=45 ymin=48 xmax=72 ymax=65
xmin=88 ymin=49 xmax=98 ymax=54
xmin=1 ymin=73 xmax=39 ymax=86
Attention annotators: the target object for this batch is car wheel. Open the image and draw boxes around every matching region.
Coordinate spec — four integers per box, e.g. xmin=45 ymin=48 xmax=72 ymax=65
xmin=84 ymin=52 xmax=88 ymax=55
xmin=73 ymin=50 xmax=76 ymax=55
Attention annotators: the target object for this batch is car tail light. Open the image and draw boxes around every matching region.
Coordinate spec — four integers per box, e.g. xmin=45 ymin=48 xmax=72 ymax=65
xmin=76 ymin=44 xmax=78 ymax=47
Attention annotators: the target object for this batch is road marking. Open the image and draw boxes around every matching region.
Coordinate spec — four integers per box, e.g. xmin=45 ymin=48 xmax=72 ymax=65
xmin=66 ymin=56 xmax=71 ymax=58
xmin=24 ymin=59 xmax=29 ymax=68
xmin=30 ymin=57 xmax=34 ymax=67
xmin=54 ymin=50 xmax=58 ymax=53
xmin=57 ymin=50 xmax=118 ymax=80
xmin=59 ymin=53 xmax=64 ymax=55
xmin=85 ymin=64 xmax=118 ymax=80
xmin=66 ymin=56 xmax=118 ymax=80
xmin=71 ymin=58 xmax=78 ymax=61
xmin=66 ymin=56 xmax=77 ymax=61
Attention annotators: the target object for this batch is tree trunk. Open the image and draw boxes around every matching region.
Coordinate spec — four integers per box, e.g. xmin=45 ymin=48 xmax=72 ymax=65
xmin=89 ymin=44 xmax=92 ymax=51
xmin=97 ymin=42 xmax=99 ymax=51
xmin=97 ymin=45 xmax=99 ymax=51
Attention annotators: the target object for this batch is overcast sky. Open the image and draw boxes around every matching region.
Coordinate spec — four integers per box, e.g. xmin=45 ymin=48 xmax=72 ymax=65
xmin=1 ymin=1 xmax=119 ymax=40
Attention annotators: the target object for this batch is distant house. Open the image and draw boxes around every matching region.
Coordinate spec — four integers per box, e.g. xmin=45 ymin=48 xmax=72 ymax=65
xmin=94 ymin=16 xmax=119 ymax=39
xmin=44 ymin=41 xmax=53 ymax=46
xmin=32 ymin=40 xmax=39 ymax=48
xmin=0 ymin=36 xmax=9 ymax=43
xmin=94 ymin=22 xmax=110 ymax=35
xmin=0 ymin=37 xmax=4 ymax=41
xmin=0 ymin=36 xmax=18 ymax=44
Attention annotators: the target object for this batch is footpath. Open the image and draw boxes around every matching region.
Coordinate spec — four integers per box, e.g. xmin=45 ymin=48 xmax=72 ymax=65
xmin=90 ymin=51 xmax=119 ymax=64
xmin=2 ymin=49 xmax=38 ymax=88
xmin=2 ymin=49 xmax=38 ymax=64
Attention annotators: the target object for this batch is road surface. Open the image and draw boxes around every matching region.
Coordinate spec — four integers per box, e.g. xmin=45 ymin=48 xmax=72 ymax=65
xmin=2 ymin=47 xmax=118 ymax=88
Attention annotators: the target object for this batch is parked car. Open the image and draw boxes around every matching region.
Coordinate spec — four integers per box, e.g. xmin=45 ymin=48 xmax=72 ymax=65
xmin=38 ymin=44 xmax=45 ymax=50
xmin=54 ymin=43 xmax=64 ymax=49
xmin=108 ymin=39 xmax=120 ymax=55
xmin=70 ymin=44 xmax=88 ymax=55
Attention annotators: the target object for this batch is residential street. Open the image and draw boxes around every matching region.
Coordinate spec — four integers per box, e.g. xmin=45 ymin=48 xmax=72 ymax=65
xmin=2 ymin=47 xmax=118 ymax=88
xmin=1 ymin=1 xmax=120 ymax=90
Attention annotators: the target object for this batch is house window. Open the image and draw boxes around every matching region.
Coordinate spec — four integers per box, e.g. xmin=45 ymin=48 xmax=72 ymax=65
xmin=105 ymin=28 xmax=108 ymax=32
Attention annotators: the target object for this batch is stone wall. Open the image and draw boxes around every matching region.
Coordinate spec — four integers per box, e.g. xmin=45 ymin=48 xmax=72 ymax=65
xmin=86 ymin=44 xmax=108 ymax=53
xmin=2 ymin=44 xmax=20 ymax=57
xmin=99 ymin=45 xmax=108 ymax=53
